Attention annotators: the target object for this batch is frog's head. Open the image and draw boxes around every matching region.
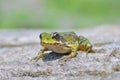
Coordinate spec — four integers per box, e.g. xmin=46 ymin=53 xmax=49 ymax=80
xmin=39 ymin=32 xmax=61 ymax=47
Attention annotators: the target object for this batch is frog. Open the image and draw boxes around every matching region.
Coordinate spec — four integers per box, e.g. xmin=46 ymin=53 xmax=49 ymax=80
xmin=31 ymin=32 xmax=94 ymax=62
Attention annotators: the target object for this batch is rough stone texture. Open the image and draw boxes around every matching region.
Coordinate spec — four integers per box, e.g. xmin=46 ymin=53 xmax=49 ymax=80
xmin=0 ymin=25 xmax=120 ymax=80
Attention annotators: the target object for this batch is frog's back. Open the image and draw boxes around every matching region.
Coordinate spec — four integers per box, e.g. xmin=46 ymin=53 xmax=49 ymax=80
xmin=77 ymin=35 xmax=92 ymax=52
xmin=59 ymin=32 xmax=79 ymax=42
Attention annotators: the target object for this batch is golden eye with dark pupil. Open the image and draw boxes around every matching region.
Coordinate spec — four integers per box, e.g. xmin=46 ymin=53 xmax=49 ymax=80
xmin=52 ymin=32 xmax=60 ymax=40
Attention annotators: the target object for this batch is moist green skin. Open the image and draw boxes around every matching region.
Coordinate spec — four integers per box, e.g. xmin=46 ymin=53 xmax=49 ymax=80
xmin=31 ymin=32 xmax=94 ymax=62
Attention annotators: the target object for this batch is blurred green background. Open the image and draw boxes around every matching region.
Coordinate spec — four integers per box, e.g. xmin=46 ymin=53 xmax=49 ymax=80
xmin=0 ymin=0 xmax=120 ymax=29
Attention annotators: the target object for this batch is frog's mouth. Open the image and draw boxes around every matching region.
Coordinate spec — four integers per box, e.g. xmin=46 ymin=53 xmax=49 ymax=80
xmin=41 ymin=41 xmax=59 ymax=46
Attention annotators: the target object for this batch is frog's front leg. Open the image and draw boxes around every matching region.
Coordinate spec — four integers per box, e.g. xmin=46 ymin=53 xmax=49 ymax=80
xmin=31 ymin=47 xmax=48 ymax=62
xmin=59 ymin=46 xmax=77 ymax=62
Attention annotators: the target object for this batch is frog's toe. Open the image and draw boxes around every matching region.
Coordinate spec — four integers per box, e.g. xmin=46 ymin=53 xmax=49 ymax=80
xmin=29 ymin=57 xmax=32 ymax=61
xmin=58 ymin=58 xmax=67 ymax=62
xmin=58 ymin=56 xmax=71 ymax=62
xmin=34 ymin=57 xmax=41 ymax=62
xmin=29 ymin=57 xmax=36 ymax=61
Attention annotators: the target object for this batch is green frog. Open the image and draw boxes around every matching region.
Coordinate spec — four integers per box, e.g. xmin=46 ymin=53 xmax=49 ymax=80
xmin=31 ymin=32 xmax=94 ymax=62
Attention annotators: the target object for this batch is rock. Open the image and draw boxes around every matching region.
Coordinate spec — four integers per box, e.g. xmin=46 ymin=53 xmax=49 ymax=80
xmin=0 ymin=25 xmax=120 ymax=80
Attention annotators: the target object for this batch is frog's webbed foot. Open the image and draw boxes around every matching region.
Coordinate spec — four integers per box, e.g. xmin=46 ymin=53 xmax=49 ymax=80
xmin=90 ymin=49 xmax=95 ymax=53
xmin=30 ymin=56 xmax=37 ymax=61
xmin=85 ymin=48 xmax=95 ymax=59
xmin=58 ymin=56 xmax=71 ymax=62
xmin=86 ymin=48 xmax=95 ymax=54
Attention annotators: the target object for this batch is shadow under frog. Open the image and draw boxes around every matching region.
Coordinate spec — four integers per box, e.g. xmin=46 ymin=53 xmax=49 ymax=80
xmin=42 ymin=51 xmax=71 ymax=62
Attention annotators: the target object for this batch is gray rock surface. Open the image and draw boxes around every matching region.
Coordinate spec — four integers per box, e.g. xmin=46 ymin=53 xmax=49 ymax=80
xmin=0 ymin=25 xmax=120 ymax=80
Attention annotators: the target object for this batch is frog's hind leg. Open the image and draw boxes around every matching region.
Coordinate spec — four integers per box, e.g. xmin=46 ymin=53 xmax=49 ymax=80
xmin=86 ymin=46 xmax=95 ymax=54
xmin=85 ymin=46 xmax=95 ymax=59
xmin=89 ymin=49 xmax=95 ymax=53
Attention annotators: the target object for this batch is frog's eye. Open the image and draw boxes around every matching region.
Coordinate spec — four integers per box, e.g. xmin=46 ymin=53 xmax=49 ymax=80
xmin=51 ymin=32 xmax=60 ymax=40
